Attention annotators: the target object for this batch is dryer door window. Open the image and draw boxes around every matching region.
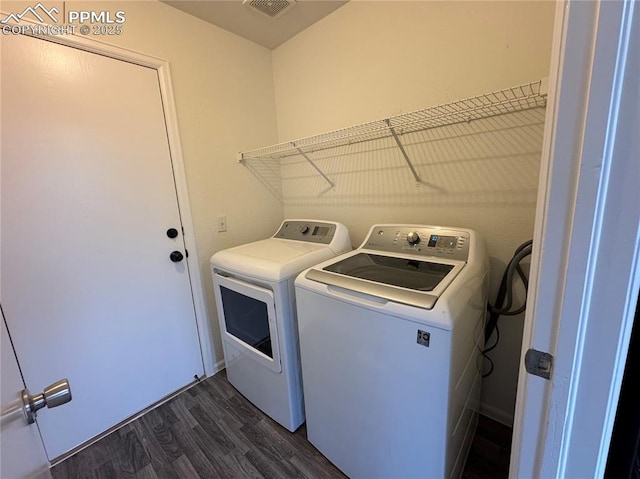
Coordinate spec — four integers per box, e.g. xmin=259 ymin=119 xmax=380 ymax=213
xmin=220 ymin=285 xmax=272 ymax=358
xmin=213 ymin=273 xmax=282 ymax=373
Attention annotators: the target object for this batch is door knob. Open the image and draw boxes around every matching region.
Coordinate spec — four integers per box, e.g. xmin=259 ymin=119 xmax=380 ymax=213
xmin=22 ymin=379 xmax=72 ymax=424
xmin=170 ymin=251 xmax=184 ymax=262
xmin=166 ymin=228 xmax=179 ymax=239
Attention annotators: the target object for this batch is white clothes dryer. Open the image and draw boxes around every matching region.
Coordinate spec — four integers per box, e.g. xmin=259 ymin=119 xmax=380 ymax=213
xmin=295 ymin=224 xmax=489 ymax=478
xmin=210 ymin=220 xmax=351 ymax=431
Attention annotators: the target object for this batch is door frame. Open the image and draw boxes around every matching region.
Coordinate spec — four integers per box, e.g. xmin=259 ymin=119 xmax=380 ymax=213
xmin=0 ymin=21 xmax=217 ymax=376
xmin=510 ymin=0 xmax=639 ymax=477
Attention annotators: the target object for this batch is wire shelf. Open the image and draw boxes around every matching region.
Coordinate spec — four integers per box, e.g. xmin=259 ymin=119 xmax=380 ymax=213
xmin=239 ymin=80 xmax=547 ymax=162
xmin=239 ymin=79 xmax=547 ymax=201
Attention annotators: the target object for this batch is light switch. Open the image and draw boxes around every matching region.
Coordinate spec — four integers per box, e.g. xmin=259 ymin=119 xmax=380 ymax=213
xmin=217 ymin=215 xmax=227 ymax=232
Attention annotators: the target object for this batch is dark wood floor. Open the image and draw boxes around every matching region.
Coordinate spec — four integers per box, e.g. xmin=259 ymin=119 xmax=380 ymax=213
xmin=51 ymin=371 xmax=511 ymax=479
xmin=463 ymin=414 xmax=512 ymax=479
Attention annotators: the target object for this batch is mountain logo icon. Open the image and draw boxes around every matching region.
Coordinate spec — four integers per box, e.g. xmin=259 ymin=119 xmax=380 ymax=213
xmin=1 ymin=3 xmax=59 ymax=24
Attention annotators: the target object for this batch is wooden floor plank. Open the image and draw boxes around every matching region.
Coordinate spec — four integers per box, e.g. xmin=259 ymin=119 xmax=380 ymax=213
xmin=51 ymin=370 xmax=511 ymax=479
xmin=134 ymin=464 xmax=159 ymax=479
xmin=55 ymin=450 xmax=97 ymax=479
xmin=219 ymin=449 xmax=265 ymax=479
xmin=264 ymin=421 xmax=341 ymax=477
xmin=168 ymin=398 xmax=198 ymax=430
xmin=170 ymin=455 xmax=200 ymax=478
xmin=188 ymin=424 xmax=243 ymax=478
xmin=138 ymin=410 xmax=182 ymax=463
xmin=240 ymin=419 xmax=296 ymax=463
xmin=130 ymin=421 xmax=180 ymax=479
xmin=94 ymin=461 xmax=118 ymax=479
xmin=188 ymin=391 xmax=253 ymax=454
xmin=224 ymin=392 xmax=264 ymax=425
xmin=244 ymin=448 xmax=290 ymax=479
xmin=202 ymin=370 xmax=236 ymax=400
xmin=188 ymin=404 xmax=238 ymax=456
xmin=240 ymin=420 xmax=305 ymax=478
xmin=289 ymin=453 xmax=343 ymax=479
xmin=168 ymin=421 xmax=220 ymax=479
xmin=107 ymin=427 xmax=150 ymax=478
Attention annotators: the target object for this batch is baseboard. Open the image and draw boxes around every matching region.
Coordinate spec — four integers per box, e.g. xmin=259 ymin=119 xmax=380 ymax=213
xmin=480 ymin=402 xmax=514 ymax=427
xmin=212 ymin=358 xmax=226 ymax=375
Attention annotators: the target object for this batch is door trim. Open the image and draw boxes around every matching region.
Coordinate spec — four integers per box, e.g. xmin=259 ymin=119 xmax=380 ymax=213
xmin=0 ymin=17 xmax=217 ymax=375
xmin=510 ymin=0 xmax=640 ymax=477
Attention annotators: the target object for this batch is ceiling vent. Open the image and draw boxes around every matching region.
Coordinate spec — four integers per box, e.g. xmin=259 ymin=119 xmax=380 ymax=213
xmin=242 ymin=0 xmax=297 ymax=19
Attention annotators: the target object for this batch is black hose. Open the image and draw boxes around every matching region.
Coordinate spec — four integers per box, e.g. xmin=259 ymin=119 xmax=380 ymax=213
xmin=482 ymin=240 xmax=532 ymax=377
xmin=484 ymin=240 xmax=532 ymax=343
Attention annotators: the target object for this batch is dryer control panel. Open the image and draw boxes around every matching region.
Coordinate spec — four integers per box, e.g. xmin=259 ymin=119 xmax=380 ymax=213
xmin=274 ymin=220 xmax=337 ymax=244
xmin=362 ymin=225 xmax=471 ymax=261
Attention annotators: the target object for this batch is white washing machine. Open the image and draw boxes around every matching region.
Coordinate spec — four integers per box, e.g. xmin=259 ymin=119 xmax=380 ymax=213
xmin=210 ymin=219 xmax=351 ymax=431
xmin=295 ymin=224 xmax=489 ymax=479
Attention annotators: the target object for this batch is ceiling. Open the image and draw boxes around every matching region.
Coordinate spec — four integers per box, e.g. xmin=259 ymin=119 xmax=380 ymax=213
xmin=161 ymin=1 xmax=348 ymax=50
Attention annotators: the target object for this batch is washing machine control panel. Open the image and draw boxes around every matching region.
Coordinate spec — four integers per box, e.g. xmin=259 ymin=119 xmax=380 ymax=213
xmin=363 ymin=225 xmax=471 ymax=261
xmin=274 ymin=220 xmax=337 ymax=244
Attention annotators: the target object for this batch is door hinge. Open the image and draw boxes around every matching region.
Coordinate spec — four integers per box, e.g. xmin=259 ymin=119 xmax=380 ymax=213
xmin=525 ymin=348 xmax=553 ymax=380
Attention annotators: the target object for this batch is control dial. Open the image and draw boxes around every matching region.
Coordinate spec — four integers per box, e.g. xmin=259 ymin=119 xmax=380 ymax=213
xmin=407 ymin=231 xmax=421 ymax=245
xmin=299 ymin=225 xmax=310 ymax=234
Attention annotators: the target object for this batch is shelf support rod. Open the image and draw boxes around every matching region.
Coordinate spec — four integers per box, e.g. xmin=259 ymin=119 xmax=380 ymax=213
xmin=385 ymin=119 xmax=422 ymax=184
xmin=293 ymin=143 xmax=335 ymax=188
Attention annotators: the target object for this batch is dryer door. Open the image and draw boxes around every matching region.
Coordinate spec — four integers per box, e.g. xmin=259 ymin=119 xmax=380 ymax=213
xmin=213 ymin=273 xmax=282 ymax=373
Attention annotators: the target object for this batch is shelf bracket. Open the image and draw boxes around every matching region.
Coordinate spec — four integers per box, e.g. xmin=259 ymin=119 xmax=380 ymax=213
xmin=293 ymin=143 xmax=335 ymax=188
xmin=385 ymin=119 xmax=423 ymax=185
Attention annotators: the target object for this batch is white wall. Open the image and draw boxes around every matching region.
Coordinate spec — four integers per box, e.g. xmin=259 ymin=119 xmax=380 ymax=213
xmin=3 ymin=0 xmax=555 ymax=424
xmin=1 ymin=0 xmax=285 ymax=367
xmin=271 ymin=0 xmax=556 ymax=424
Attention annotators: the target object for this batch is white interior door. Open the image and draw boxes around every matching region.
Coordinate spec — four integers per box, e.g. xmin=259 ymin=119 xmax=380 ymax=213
xmin=1 ymin=314 xmax=51 ymax=479
xmin=1 ymin=34 xmax=204 ymax=459
xmin=511 ymin=1 xmax=639 ymax=477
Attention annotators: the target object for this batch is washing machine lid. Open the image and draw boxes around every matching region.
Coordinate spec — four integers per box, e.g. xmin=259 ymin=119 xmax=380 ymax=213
xmin=305 ymin=250 xmax=465 ymax=310
xmin=211 ymin=238 xmax=339 ymax=282
xmin=324 ymin=252 xmax=454 ymax=290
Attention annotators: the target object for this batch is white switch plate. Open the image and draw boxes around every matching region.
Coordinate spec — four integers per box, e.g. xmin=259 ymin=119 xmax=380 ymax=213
xmin=217 ymin=215 xmax=227 ymax=232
